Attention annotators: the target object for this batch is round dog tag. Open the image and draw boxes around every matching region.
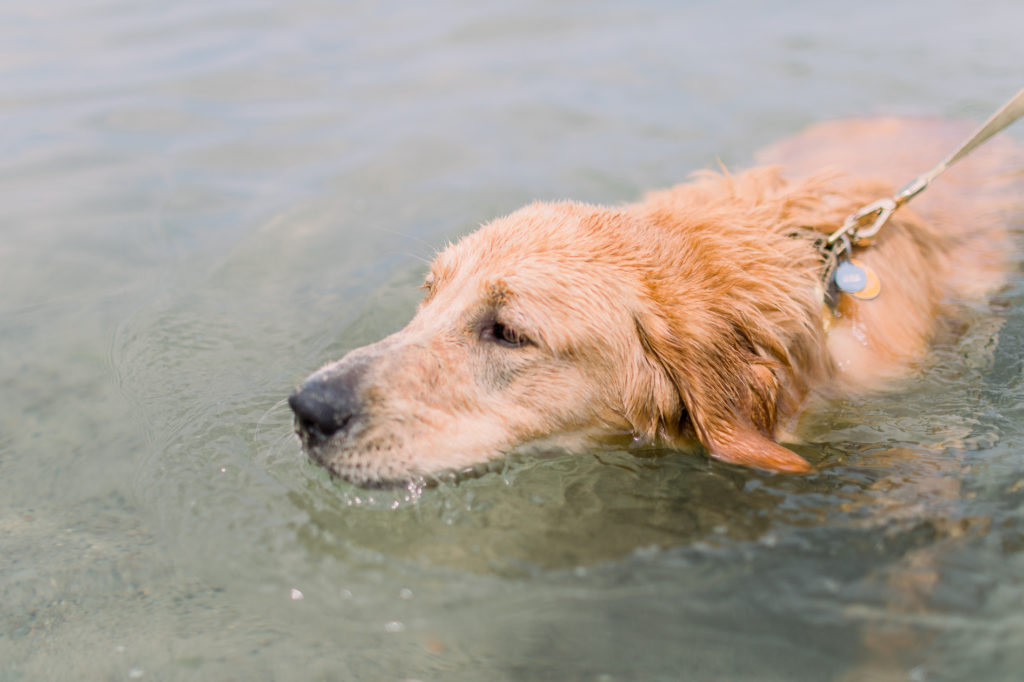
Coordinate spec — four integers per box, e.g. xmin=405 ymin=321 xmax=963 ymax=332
xmin=834 ymin=260 xmax=867 ymax=293
xmin=834 ymin=258 xmax=880 ymax=300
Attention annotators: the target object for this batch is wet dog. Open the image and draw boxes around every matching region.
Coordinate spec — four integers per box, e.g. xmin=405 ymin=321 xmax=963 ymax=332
xmin=289 ymin=118 xmax=1022 ymax=486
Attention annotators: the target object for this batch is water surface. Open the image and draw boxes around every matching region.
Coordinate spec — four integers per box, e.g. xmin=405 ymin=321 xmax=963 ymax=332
xmin=2 ymin=1 xmax=1024 ymax=680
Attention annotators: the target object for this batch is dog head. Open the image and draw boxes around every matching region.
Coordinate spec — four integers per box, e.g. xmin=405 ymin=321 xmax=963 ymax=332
xmin=290 ymin=190 xmax=821 ymax=486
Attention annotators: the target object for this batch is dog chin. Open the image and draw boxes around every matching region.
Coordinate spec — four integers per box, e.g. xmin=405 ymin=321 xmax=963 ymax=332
xmin=300 ymin=428 xmax=615 ymax=488
xmin=314 ymin=452 xmax=507 ymax=489
xmin=299 ymin=436 xmax=502 ymax=488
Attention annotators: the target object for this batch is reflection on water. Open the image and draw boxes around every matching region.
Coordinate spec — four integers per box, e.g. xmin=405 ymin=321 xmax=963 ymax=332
xmin=3 ymin=0 xmax=1024 ymax=680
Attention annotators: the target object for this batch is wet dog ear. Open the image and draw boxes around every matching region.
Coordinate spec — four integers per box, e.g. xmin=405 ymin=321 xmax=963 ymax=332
xmin=631 ymin=311 xmax=813 ymax=474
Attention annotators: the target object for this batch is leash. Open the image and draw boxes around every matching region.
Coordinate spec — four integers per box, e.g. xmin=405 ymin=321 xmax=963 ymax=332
xmin=819 ymin=87 xmax=1024 ymax=303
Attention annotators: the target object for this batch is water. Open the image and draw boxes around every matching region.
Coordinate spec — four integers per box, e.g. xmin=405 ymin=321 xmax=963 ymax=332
xmin=2 ymin=1 xmax=1024 ymax=680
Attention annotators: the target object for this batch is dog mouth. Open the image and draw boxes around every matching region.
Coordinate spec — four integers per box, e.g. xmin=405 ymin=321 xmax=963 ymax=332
xmin=344 ymin=458 xmax=508 ymax=490
xmin=293 ymin=416 xmax=508 ymax=489
xmin=313 ymin=450 xmax=507 ymax=490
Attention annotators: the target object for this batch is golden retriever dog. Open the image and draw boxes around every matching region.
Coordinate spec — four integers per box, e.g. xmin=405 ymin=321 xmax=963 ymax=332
xmin=289 ymin=118 xmax=1022 ymax=486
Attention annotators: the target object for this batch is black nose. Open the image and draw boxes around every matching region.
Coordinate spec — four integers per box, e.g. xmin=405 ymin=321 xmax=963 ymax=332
xmin=288 ymin=373 xmax=361 ymax=442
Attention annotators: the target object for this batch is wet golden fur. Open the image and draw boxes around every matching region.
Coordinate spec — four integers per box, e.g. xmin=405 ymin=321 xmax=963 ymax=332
xmin=290 ymin=118 xmax=1022 ymax=485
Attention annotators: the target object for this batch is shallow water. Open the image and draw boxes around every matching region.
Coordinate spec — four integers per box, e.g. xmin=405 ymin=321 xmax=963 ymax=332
xmin=3 ymin=1 xmax=1024 ymax=680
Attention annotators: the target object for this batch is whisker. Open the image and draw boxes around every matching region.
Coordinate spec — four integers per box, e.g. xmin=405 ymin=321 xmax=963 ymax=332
xmin=257 ymin=397 xmax=291 ymax=438
xmin=374 ymin=227 xmax=437 ymax=257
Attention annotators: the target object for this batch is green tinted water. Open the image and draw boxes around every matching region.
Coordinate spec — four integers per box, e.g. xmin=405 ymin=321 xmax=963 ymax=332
xmin=2 ymin=1 xmax=1024 ymax=680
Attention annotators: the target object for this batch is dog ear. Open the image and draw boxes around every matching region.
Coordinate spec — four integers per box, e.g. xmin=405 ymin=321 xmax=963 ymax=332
xmin=632 ymin=311 xmax=813 ymax=474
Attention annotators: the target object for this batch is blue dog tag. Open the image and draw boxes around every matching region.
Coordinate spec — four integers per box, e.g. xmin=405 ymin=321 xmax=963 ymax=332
xmin=834 ymin=258 xmax=881 ymax=299
xmin=834 ymin=260 xmax=867 ymax=293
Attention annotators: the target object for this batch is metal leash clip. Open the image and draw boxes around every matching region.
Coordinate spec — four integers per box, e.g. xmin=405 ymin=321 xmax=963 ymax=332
xmin=826 ymin=197 xmax=896 ymax=247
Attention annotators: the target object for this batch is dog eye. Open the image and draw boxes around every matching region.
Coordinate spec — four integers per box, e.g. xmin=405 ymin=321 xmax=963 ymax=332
xmin=488 ymin=320 xmax=530 ymax=348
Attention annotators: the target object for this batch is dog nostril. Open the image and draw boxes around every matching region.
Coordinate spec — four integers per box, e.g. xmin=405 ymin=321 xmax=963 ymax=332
xmin=288 ymin=384 xmax=356 ymax=440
